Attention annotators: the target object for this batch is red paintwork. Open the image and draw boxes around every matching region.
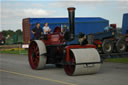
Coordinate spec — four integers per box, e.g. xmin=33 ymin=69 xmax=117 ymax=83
xmin=53 ymin=26 xmax=61 ymax=33
xmin=94 ymin=40 xmax=102 ymax=45
xmin=65 ymin=44 xmax=96 ymax=62
xmin=36 ymin=27 xmax=65 ymax=45
xmin=42 ymin=33 xmax=65 ymax=45
xmin=110 ymin=24 xmax=116 ymax=29
xmin=68 ymin=7 xmax=76 ymax=11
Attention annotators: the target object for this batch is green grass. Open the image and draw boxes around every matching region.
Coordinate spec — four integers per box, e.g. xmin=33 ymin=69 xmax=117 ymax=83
xmin=0 ymin=49 xmax=28 ymax=54
xmin=104 ymin=58 xmax=128 ymax=63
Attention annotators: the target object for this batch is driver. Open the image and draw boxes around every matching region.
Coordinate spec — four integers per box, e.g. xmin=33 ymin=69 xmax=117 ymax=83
xmin=32 ymin=22 xmax=43 ymax=40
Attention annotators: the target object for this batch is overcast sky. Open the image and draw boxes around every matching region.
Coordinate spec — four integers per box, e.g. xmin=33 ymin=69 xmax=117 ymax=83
xmin=0 ymin=0 xmax=128 ymax=31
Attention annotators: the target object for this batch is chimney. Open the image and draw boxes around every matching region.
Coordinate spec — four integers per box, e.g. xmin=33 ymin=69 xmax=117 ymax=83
xmin=67 ymin=7 xmax=76 ymax=40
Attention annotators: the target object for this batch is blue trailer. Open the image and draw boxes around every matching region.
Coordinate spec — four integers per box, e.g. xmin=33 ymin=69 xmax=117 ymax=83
xmin=22 ymin=17 xmax=109 ymax=42
xmin=122 ymin=13 xmax=128 ymax=34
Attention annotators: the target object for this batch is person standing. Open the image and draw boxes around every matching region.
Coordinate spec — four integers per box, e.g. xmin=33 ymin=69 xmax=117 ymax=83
xmin=43 ymin=23 xmax=51 ymax=34
xmin=32 ymin=22 xmax=43 ymax=40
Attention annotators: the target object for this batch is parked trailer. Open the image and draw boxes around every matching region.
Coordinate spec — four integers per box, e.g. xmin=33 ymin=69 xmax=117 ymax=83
xmin=22 ymin=17 xmax=108 ymax=44
xmin=88 ymin=13 xmax=128 ymax=55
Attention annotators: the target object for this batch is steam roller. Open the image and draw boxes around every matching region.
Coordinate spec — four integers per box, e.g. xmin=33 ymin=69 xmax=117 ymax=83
xmin=28 ymin=7 xmax=102 ymax=76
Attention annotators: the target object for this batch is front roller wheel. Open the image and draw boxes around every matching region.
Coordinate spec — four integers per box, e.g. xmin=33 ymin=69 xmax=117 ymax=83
xmin=64 ymin=48 xmax=101 ymax=76
xmin=64 ymin=50 xmax=75 ymax=76
xmin=28 ymin=40 xmax=47 ymax=70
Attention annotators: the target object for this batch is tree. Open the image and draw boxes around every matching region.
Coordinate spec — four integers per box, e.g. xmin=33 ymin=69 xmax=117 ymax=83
xmin=15 ymin=29 xmax=22 ymax=35
xmin=1 ymin=30 xmax=15 ymax=37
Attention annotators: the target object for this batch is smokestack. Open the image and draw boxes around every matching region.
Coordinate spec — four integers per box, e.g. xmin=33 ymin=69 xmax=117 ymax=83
xmin=67 ymin=7 xmax=76 ymax=39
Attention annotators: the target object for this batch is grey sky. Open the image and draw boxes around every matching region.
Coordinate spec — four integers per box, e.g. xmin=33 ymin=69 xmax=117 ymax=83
xmin=0 ymin=0 xmax=128 ymax=31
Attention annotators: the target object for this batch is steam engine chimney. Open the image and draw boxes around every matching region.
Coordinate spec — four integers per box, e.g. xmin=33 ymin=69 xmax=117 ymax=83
xmin=67 ymin=7 xmax=76 ymax=40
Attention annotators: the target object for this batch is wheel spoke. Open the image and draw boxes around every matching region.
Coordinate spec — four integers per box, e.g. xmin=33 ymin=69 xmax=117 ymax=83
xmin=36 ymin=50 xmax=39 ymax=56
xmin=35 ymin=58 xmax=39 ymax=66
xmin=35 ymin=46 xmax=38 ymax=51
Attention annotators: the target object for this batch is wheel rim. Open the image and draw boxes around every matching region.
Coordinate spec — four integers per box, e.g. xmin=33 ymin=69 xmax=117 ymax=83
xmin=29 ymin=41 xmax=40 ymax=69
xmin=64 ymin=50 xmax=75 ymax=75
xmin=119 ymin=43 xmax=125 ymax=51
xmin=105 ymin=43 xmax=111 ymax=52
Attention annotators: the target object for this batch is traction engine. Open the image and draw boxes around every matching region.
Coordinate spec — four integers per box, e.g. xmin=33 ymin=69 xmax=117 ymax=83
xmin=28 ymin=7 xmax=101 ymax=76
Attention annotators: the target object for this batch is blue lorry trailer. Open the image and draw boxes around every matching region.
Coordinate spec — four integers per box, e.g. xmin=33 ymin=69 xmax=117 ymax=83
xmin=22 ymin=17 xmax=109 ymax=42
xmin=122 ymin=13 xmax=128 ymax=34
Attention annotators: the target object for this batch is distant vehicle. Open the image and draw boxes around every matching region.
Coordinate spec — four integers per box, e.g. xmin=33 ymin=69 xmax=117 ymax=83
xmin=0 ymin=32 xmax=5 ymax=45
xmin=90 ymin=13 xmax=128 ymax=55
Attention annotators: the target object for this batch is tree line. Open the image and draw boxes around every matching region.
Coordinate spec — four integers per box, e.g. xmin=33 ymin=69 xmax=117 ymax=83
xmin=1 ymin=29 xmax=23 ymax=37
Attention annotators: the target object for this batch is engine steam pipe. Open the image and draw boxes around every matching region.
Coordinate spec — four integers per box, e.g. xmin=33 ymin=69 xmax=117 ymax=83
xmin=67 ymin=7 xmax=76 ymax=40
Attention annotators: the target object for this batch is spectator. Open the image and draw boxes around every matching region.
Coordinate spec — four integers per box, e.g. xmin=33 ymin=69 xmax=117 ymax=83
xmin=43 ymin=23 xmax=51 ymax=34
xmin=32 ymin=23 xmax=43 ymax=40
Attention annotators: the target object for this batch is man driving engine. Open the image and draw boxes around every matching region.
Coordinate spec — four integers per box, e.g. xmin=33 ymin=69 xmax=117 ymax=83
xmin=32 ymin=22 xmax=43 ymax=40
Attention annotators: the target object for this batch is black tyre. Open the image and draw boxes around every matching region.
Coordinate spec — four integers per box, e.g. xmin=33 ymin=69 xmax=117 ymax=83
xmin=102 ymin=40 xmax=114 ymax=54
xmin=116 ymin=39 xmax=127 ymax=53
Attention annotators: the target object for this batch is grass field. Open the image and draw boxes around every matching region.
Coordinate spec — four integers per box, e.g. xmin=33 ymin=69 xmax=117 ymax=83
xmin=104 ymin=58 xmax=128 ymax=63
xmin=0 ymin=49 xmax=28 ymax=54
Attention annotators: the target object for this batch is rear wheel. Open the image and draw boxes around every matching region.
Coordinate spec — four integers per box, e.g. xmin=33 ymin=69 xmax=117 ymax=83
xmin=28 ymin=40 xmax=47 ymax=70
xmin=116 ymin=39 xmax=127 ymax=53
xmin=102 ymin=40 xmax=114 ymax=54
